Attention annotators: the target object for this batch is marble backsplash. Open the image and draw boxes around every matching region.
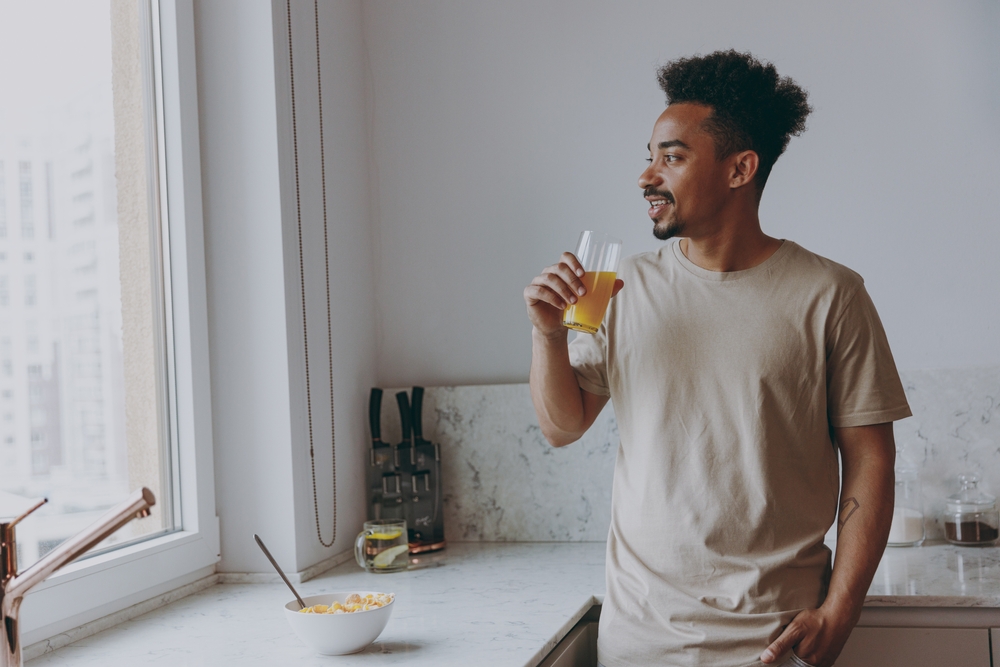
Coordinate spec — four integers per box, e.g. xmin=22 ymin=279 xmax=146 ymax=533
xmin=379 ymin=384 xmax=617 ymax=541
xmin=894 ymin=367 xmax=1000 ymax=540
xmin=378 ymin=366 xmax=1000 ymax=543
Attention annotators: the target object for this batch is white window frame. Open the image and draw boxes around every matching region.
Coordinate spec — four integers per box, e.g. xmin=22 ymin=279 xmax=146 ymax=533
xmin=18 ymin=0 xmax=219 ymax=646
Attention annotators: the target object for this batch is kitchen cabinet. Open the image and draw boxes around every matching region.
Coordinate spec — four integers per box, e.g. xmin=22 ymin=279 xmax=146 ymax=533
xmin=836 ymin=627 xmax=991 ymax=667
xmin=539 ymin=607 xmax=999 ymax=667
xmin=538 ymin=621 xmax=597 ymax=667
xmin=539 ymin=606 xmax=600 ymax=667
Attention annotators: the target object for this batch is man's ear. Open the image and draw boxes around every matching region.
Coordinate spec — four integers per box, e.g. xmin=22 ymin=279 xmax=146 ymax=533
xmin=730 ymin=150 xmax=759 ymax=189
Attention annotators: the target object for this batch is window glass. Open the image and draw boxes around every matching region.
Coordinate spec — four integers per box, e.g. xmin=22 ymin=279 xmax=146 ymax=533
xmin=0 ymin=0 xmax=173 ymax=567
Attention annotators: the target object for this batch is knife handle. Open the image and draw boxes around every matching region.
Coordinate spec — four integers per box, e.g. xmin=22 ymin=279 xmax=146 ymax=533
xmin=369 ymin=388 xmax=383 ymax=444
xmin=395 ymin=391 xmax=412 ymax=445
xmin=411 ymin=386 xmax=424 ymax=441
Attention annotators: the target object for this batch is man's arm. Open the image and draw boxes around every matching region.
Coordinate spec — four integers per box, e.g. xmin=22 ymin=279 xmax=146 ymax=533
xmin=761 ymin=422 xmax=895 ymax=667
xmin=524 ymin=252 xmax=622 ymax=447
xmin=529 ymin=328 xmax=609 ymax=447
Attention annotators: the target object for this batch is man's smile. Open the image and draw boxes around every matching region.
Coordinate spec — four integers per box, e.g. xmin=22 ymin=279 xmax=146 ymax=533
xmin=645 ymin=190 xmax=675 ymax=220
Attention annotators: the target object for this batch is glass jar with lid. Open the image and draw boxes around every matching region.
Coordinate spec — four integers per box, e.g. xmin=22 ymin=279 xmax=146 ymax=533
xmin=886 ymin=445 xmax=924 ymax=547
xmin=944 ymin=474 xmax=999 ymax=546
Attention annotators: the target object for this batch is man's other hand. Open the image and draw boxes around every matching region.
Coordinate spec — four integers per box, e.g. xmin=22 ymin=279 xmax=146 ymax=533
xmin=760 ymin=606 xmax=853 ymax=667
xmin=524 ymin=252 xmax=624 ymax=337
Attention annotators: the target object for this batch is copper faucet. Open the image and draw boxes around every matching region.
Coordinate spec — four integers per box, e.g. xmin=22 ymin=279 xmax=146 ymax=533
xmin=1 ymin=487 xmax=155 ymax=667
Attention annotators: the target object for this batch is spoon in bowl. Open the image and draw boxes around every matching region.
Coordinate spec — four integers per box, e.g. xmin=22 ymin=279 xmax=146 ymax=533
xmin=254 ymin=533 xmax=306 ymax=609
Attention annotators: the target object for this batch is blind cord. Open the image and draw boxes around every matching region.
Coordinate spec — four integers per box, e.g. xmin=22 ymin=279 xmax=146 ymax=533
xmin=287 ymin=0 xmax=337 ymax=548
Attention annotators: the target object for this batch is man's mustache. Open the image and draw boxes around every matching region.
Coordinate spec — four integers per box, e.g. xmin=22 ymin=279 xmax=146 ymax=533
xmin=644 ymin=188 xmax=675 ymax=205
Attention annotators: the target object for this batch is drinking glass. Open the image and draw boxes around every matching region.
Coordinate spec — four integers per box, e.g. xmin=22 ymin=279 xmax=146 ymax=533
xmin=354 ymin=519 xmax=409 ymax=573
xmin=562 ymin=231 xmax=622 ymax=334
xmin=887 ymin=446 xmax=924 ymax=547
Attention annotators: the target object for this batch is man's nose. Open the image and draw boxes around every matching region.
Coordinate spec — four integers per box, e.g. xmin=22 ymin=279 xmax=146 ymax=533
xmin=638 ymin=163 xmax=661 ymax=190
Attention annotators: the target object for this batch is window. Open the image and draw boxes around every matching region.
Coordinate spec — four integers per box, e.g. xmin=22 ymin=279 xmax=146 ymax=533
xmin=0 ymin=0 xmax=218 ymax=647
xmin=1 ymin=336 xmax=11 ymax=379
xmin=2 ymin=0 xmax=155 ymax=556
xmin=25 ymin=321 xmax=38 ymax=354
xmin=72 ymin=213 xmax=96 ymax=227
xmin=0 ymin=160 xmax=6 ymax=238
xmin=19 ymin=161 xmax=34 ymax=240
xmin=23 ymin=274 xmax=35 ymax=306
xmin=70 ymin=163 xmax=93 ymax=180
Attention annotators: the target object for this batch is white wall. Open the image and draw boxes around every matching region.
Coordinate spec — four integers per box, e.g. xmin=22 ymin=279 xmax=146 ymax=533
xmin=363 ymin=0 xmax=1000 ymax=387
xmin=273 ymin=0 xmax=377 ymax=571
xmin=195 ymin=0 xmax=297 ymax=573
xmin=195 ymin=0 xmax=375 ymax=573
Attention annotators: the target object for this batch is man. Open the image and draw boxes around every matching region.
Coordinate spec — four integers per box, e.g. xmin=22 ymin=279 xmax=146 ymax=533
xmin=524 ymin=50 xmax=911 ymax=667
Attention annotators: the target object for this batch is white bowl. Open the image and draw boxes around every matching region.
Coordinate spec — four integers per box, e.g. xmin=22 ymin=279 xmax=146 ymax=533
xmin=284 ymin=592 xmax=394 ymax=655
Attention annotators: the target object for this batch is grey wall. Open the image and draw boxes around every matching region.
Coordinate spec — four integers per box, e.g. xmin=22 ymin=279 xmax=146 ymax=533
xmin=192 ymin=0 xmax=998 ymax=572
xmin=363 ymin=0 xmax=1000 ymax=387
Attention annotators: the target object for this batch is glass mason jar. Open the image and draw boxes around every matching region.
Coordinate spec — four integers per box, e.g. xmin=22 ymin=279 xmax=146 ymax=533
xmin=887 ymin=446 xmax=924 ymax=547
xmin=944 ymin=474 xmax=1000 ymax=546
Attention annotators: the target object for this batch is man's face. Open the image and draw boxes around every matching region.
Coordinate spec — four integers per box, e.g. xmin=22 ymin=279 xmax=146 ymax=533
xmin=639 ymin=103 xmax=731 ymax=241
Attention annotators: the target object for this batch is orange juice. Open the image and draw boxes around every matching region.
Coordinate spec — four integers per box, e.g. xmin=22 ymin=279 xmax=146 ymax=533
xmin=562 ymin=271 xmax=616 ymax=334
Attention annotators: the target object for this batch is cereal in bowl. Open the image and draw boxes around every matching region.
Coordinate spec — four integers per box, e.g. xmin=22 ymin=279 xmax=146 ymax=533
xmin=299 ymin=592 xmax=394 ymax=614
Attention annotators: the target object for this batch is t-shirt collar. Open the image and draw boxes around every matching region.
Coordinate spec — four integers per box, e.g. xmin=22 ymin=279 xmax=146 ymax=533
xmin=671 ymin=238 xmax=792 ymax=282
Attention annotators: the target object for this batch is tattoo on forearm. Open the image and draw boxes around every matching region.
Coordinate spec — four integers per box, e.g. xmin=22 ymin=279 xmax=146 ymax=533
xmin=838 ymin=497 xmax=860 ymax=533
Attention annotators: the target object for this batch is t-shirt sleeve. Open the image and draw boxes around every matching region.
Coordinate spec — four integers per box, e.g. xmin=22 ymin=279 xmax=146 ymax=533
xmin=568 ymin=326 xmax=611 ymax=397
xmin=826 ymin=283 xmax=912 ymax=428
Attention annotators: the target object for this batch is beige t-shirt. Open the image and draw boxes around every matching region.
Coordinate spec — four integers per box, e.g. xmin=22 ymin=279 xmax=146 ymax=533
xmin=569 ymin=240 xmax=911 ymax=667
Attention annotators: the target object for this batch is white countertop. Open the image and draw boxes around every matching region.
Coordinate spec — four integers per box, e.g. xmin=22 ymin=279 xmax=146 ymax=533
xmin=865 ymin=540 xmax=1000 ymax=606
xmin=27 ymin=540 xmax=1000 ymax=666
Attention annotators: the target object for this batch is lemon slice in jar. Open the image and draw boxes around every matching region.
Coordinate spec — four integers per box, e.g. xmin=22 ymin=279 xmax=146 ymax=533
xmin=368 ymin=531 xmax=402 ymax=540
xmin=372 ymin=544 xmax=409 ymax=569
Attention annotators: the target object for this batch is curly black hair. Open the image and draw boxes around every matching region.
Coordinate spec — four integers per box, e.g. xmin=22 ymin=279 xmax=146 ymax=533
xmin=657 ymin=50 xmax=812 ymax=191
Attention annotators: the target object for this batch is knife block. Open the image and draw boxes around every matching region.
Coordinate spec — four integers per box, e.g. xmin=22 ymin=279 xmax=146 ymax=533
xmin=367 ymin=387 xmax=445 ymax=552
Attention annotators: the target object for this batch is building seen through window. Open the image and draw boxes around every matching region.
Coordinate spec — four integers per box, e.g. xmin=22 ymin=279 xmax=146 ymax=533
xmin=0 ymin=0 xmax=172 ymax=567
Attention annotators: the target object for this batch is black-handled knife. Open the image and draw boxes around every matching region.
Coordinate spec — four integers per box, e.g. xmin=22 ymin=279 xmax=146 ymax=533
xmin=369 ymin=387 xmax=383 ymax=446
xmin=395 ymin=391 xmax=412 ymax=445
xmin=369 ymin=387 xmax=392 ymax=471
xmin=394 ymin=391 xmax=416 ymax=471
xmin=411 ymin=386 xmax=425 ymax=446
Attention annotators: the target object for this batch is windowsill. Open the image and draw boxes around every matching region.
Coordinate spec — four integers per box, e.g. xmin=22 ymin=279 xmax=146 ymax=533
xmin=19 ymin=516 xmax=220 ymax=647
xmin=26 ymin=529 xmax=207 ymax=593
xmin=21 ymin=544 xmax=353 ymax=660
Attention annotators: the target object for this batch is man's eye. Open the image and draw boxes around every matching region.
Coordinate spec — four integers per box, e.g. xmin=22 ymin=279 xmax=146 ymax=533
xmin=665 ymin=154 xmax=679 ymax=163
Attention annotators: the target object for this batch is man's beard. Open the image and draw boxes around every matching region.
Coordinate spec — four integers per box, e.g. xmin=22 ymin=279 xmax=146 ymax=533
xmin=645 ymin=187 xmax=680 ymax=240
xmin=653 ymin=218 xmax=683 ymax=241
